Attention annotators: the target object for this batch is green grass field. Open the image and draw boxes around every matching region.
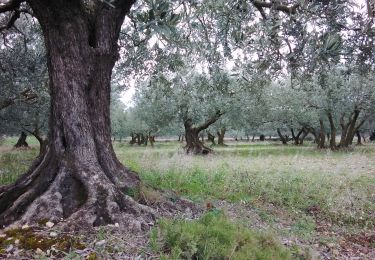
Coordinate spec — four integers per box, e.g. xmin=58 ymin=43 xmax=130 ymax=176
xmin=1 ymin=138 xmax=374 ymax=259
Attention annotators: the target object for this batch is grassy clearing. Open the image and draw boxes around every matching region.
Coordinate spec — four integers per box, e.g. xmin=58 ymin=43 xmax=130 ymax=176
xmin=116 ymin=142 xmax=375 ymax=229
xmin=1 ymin=139 xmax=374 ymax=258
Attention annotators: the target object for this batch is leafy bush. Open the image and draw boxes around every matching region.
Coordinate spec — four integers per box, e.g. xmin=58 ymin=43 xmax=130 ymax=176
xmin=150 ymin=212 xmax=291 ymax=260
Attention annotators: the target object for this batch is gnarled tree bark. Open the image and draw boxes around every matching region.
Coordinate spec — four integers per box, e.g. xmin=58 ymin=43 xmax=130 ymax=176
xmin=0 ymin=0 xmax=154 ymax=229
xmin=184 ymin=110 xmax=224 ymax=154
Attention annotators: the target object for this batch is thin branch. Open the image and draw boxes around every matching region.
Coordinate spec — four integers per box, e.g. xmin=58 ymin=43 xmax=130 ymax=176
xmin=251 ymin=0 xmax=299 ymax=15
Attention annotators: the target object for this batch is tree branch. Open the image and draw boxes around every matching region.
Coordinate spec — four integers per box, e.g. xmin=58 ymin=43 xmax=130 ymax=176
xmin=251 ymin=0 xmax=299 ymax=16
xmin=195 ymin=110 xmax=225 ymax=132
xmin=0 ymin=0 xmax=23 ymax=13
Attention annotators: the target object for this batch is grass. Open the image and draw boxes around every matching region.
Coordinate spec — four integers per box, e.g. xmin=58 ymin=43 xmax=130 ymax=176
xmin=151 ymin=211 xmax=292 ymax=260
xmin=115 ymin=142 xmax=375 ymax=228
xmin=1 ymin=139 xmax=375 ymax=257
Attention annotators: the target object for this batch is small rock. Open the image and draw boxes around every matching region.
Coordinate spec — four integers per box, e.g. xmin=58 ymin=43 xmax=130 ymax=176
xmin=6 ymin=245 xmax=14 ymax=253
xmin=45 ymin=221 xmax=54 ymax=228
xmin=49 ymin=232 xmax=58 ymax=237
xmin=14 ymin=239 xmax=20 ymax=245
xmin=132 ymin=221 xmax=142 ymax=232
xmin=0 ymin=234 xmax=6 ymax=238
xmin=95 ymin=240 xmax=106 ymax=247
xmin=114 ymin=223 xmax=119 ymax=227
xmin=332 ymin=249 xmax=340 ymax=256
xmin=21 ymin=224 xmax=29 ymax=230
xmin=36 ymin=248 xmax=44 ymax=254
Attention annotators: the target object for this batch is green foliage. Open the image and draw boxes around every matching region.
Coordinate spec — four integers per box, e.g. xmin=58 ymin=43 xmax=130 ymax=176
xmin=151 ymin=212 xmax=291 ymax=260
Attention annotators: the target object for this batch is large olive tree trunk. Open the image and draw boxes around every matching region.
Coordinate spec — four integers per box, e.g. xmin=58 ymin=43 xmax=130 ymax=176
xmin=0 ymin=0 xmax=154 ymax=229
xmin=184 ymin=111 xmax=224 ymax=154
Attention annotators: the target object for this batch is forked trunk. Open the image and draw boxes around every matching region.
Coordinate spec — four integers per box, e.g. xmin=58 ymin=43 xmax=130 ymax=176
xmin=184 ymin=120 xmax=212 ymax=155
xmin=14 ymin=132 xmax=29 ymax=148
xmin=277 ymin=128 xmax=288 ymax=145
xmin=0 ymin=0 xmax=154 ymax=229
xmin=338 ymin=110 xmax=366 ymax=148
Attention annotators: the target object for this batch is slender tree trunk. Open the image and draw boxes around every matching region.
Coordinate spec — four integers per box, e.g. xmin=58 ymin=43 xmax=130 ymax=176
xmin=326 ymin=112 xmax=337 ymax=150
xmin=28 ymin=127 xmax=48 ymax=156
xmin=130 ymin=133 xmax=137 ymax=145
xmin=291 ymin=128 xmax=297 ymax=144
xmin=14 ymin=132 xmax=29 ymax=148
xmin=0 ymin=0 xmax=155 ymax=228
xmin=149 ymin=136 xmax=155 ymax=147
xmin=317 ymin=119 xmax=326 ymax=149
xmin=356 ymin=131 xmax=362 ymax=145
xmin=136 ymin=133 xmax=141 ymax=145
xmin=217 ymin=127 xmax=226 ymax=146
xmin=252 ymin=135 xmax=255 ymax=142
